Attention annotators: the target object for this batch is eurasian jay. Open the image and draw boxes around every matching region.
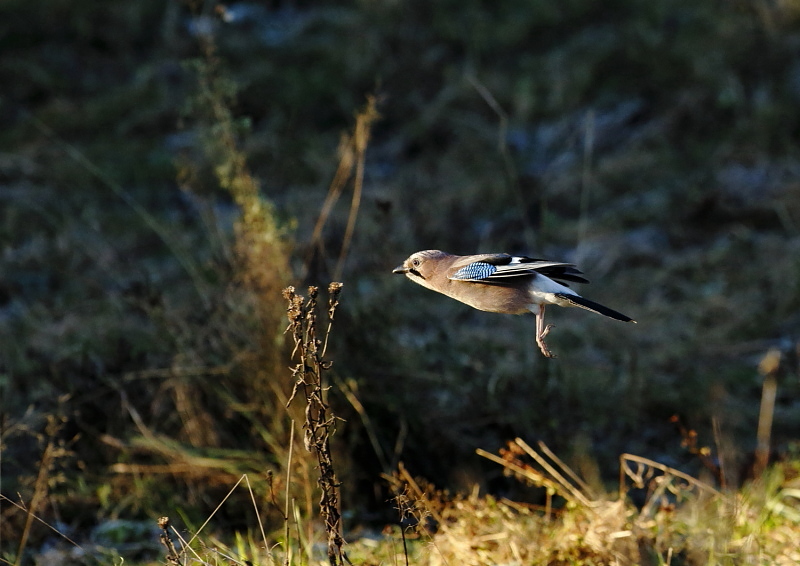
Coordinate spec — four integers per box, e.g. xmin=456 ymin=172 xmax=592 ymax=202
xmin=393 ymin=250 xmax=635 ymax=358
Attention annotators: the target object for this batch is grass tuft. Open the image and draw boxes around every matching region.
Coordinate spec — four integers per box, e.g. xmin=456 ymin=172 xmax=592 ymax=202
xmin=383 ymin=440 xmax=800 ymax=565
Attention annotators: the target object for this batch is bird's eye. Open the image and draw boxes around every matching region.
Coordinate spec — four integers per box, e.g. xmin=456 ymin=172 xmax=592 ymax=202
xmin=412 ymin=258 xmax=421 ymax=268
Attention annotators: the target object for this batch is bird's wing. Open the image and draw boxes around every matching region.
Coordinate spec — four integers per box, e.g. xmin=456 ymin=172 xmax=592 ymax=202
xmin=449 ymin=255 xmax=589 ymax=285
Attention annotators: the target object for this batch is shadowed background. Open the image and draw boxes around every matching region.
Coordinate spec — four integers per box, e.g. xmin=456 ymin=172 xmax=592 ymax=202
xmin=2 ymin=0 xmax=800 ymax=559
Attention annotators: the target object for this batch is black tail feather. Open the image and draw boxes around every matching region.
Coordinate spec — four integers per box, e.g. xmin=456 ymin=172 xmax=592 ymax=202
xmin=555 ymin=293 xmax=636 ymax=323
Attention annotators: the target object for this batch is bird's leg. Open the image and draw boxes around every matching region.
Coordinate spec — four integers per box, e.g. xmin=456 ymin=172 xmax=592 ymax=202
xmin=535 ymin=304 xmax=556 ymax=358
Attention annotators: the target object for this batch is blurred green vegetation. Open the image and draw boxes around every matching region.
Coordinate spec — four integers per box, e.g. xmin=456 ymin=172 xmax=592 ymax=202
xmin=2 ymin=0 xmax=800 ymax=563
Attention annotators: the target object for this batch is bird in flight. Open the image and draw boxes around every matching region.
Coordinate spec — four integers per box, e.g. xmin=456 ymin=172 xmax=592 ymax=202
xmin=393 ymin=250 xmax=635 ymax=358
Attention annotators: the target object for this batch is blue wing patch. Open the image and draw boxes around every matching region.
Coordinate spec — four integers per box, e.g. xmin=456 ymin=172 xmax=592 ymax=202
xmin=450 ymin=262 xmax=497 ymax=281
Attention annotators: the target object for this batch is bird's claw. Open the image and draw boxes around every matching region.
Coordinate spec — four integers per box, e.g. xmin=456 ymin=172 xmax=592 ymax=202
xmin=536 ymin=333 xmax=556 ymax=358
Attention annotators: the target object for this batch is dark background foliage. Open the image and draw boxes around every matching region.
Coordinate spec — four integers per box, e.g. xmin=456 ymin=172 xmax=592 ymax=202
xmin=2 ymin=0 xmax=800 ymax=554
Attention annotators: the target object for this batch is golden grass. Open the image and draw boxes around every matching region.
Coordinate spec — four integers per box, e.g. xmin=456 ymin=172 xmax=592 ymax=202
xmin=380 ymin=440 xmax=800 ymax=566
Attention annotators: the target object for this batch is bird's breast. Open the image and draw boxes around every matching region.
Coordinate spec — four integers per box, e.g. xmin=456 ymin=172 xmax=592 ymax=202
xmin=444 ymin=280 xmax=534 ymax=314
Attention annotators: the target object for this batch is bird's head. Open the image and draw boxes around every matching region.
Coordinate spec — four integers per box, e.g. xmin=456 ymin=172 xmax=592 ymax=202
xmin=393 ymin=250 xmax=449 ymax=285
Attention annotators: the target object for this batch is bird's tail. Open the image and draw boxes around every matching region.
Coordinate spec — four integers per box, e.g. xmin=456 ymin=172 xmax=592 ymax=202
xmin=555 ymin=293 xmax=636 ymax=323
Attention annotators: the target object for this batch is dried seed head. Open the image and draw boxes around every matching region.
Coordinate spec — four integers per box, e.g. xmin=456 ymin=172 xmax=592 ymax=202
xmin=328 ymin=281 xmax=343 ymax=297
xmin=328 ymin=282 xmax=343 ymax=317
xmin=157 ymin=516 xmax=170 ymax=529
xmin=284 ymin=286 xmax=305 ymax=324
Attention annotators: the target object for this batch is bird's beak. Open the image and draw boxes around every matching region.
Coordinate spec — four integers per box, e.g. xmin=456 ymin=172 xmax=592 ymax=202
xmin=393 ymin=265 xmax=409 ymax=274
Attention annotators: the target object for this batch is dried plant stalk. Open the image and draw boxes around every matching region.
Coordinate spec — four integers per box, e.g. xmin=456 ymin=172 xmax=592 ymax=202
xmin=284 ymin=283 xmax=346 ymax=566
xmin=157 ymin=516 xmax=183 ymax=565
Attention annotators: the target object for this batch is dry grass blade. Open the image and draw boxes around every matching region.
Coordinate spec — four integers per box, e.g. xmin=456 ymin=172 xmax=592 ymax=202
xmin=536 ymin=440 xmax=599 ymax=500
xmin=243 ymin=474 xmax=269 ymax=558
xmin=475 ymin=448 xmax=567 ymax=504
xmin=183 ymin=474 xmax=248 ymax=551
xmin=0 ymin=494 xmax=82 ymax=551
xmin=302 ymin=96 xmax=380 ymax=283
xmin=308 ymin=135 xmax=355 ymax=270
xmin=283 ymin=420 xmax=295 ymax=566
xmin=619 ymin=453 xmax=722 ymax=522
xmin=14 ymin=415 xmax=67 ymax=566
xmin=335 ymin=97 xmax=380 ymax=281
xmin=394 ymin=462 xmax=447 ymax=528
xmin=619 ymin=453 xmax=721 ymax=498
xmin=157 ymin=473 xmax=278 ymax=564
xmin=477 ymin=439 xmax=598 ymax=512
xmin=754 ymin=348 xmax=781 ymax=477
xmin=514 ymin=438 xmax=597 ymax=508
xmin=334 ymin=374 xmax=390 ymax=472
xmin=711 ymin=416 xmax=729 ymax=490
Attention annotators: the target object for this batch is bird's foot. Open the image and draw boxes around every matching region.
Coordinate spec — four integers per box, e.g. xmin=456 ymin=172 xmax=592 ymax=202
xmin=536 ymin=333 xmax=556 ymax=358
xmin=541 ymin=324 xmax=554 ymax=338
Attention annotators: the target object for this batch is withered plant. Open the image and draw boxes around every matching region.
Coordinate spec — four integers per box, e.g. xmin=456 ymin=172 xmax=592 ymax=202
xmin=284 ymin=283 xmax=347 ymax=566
